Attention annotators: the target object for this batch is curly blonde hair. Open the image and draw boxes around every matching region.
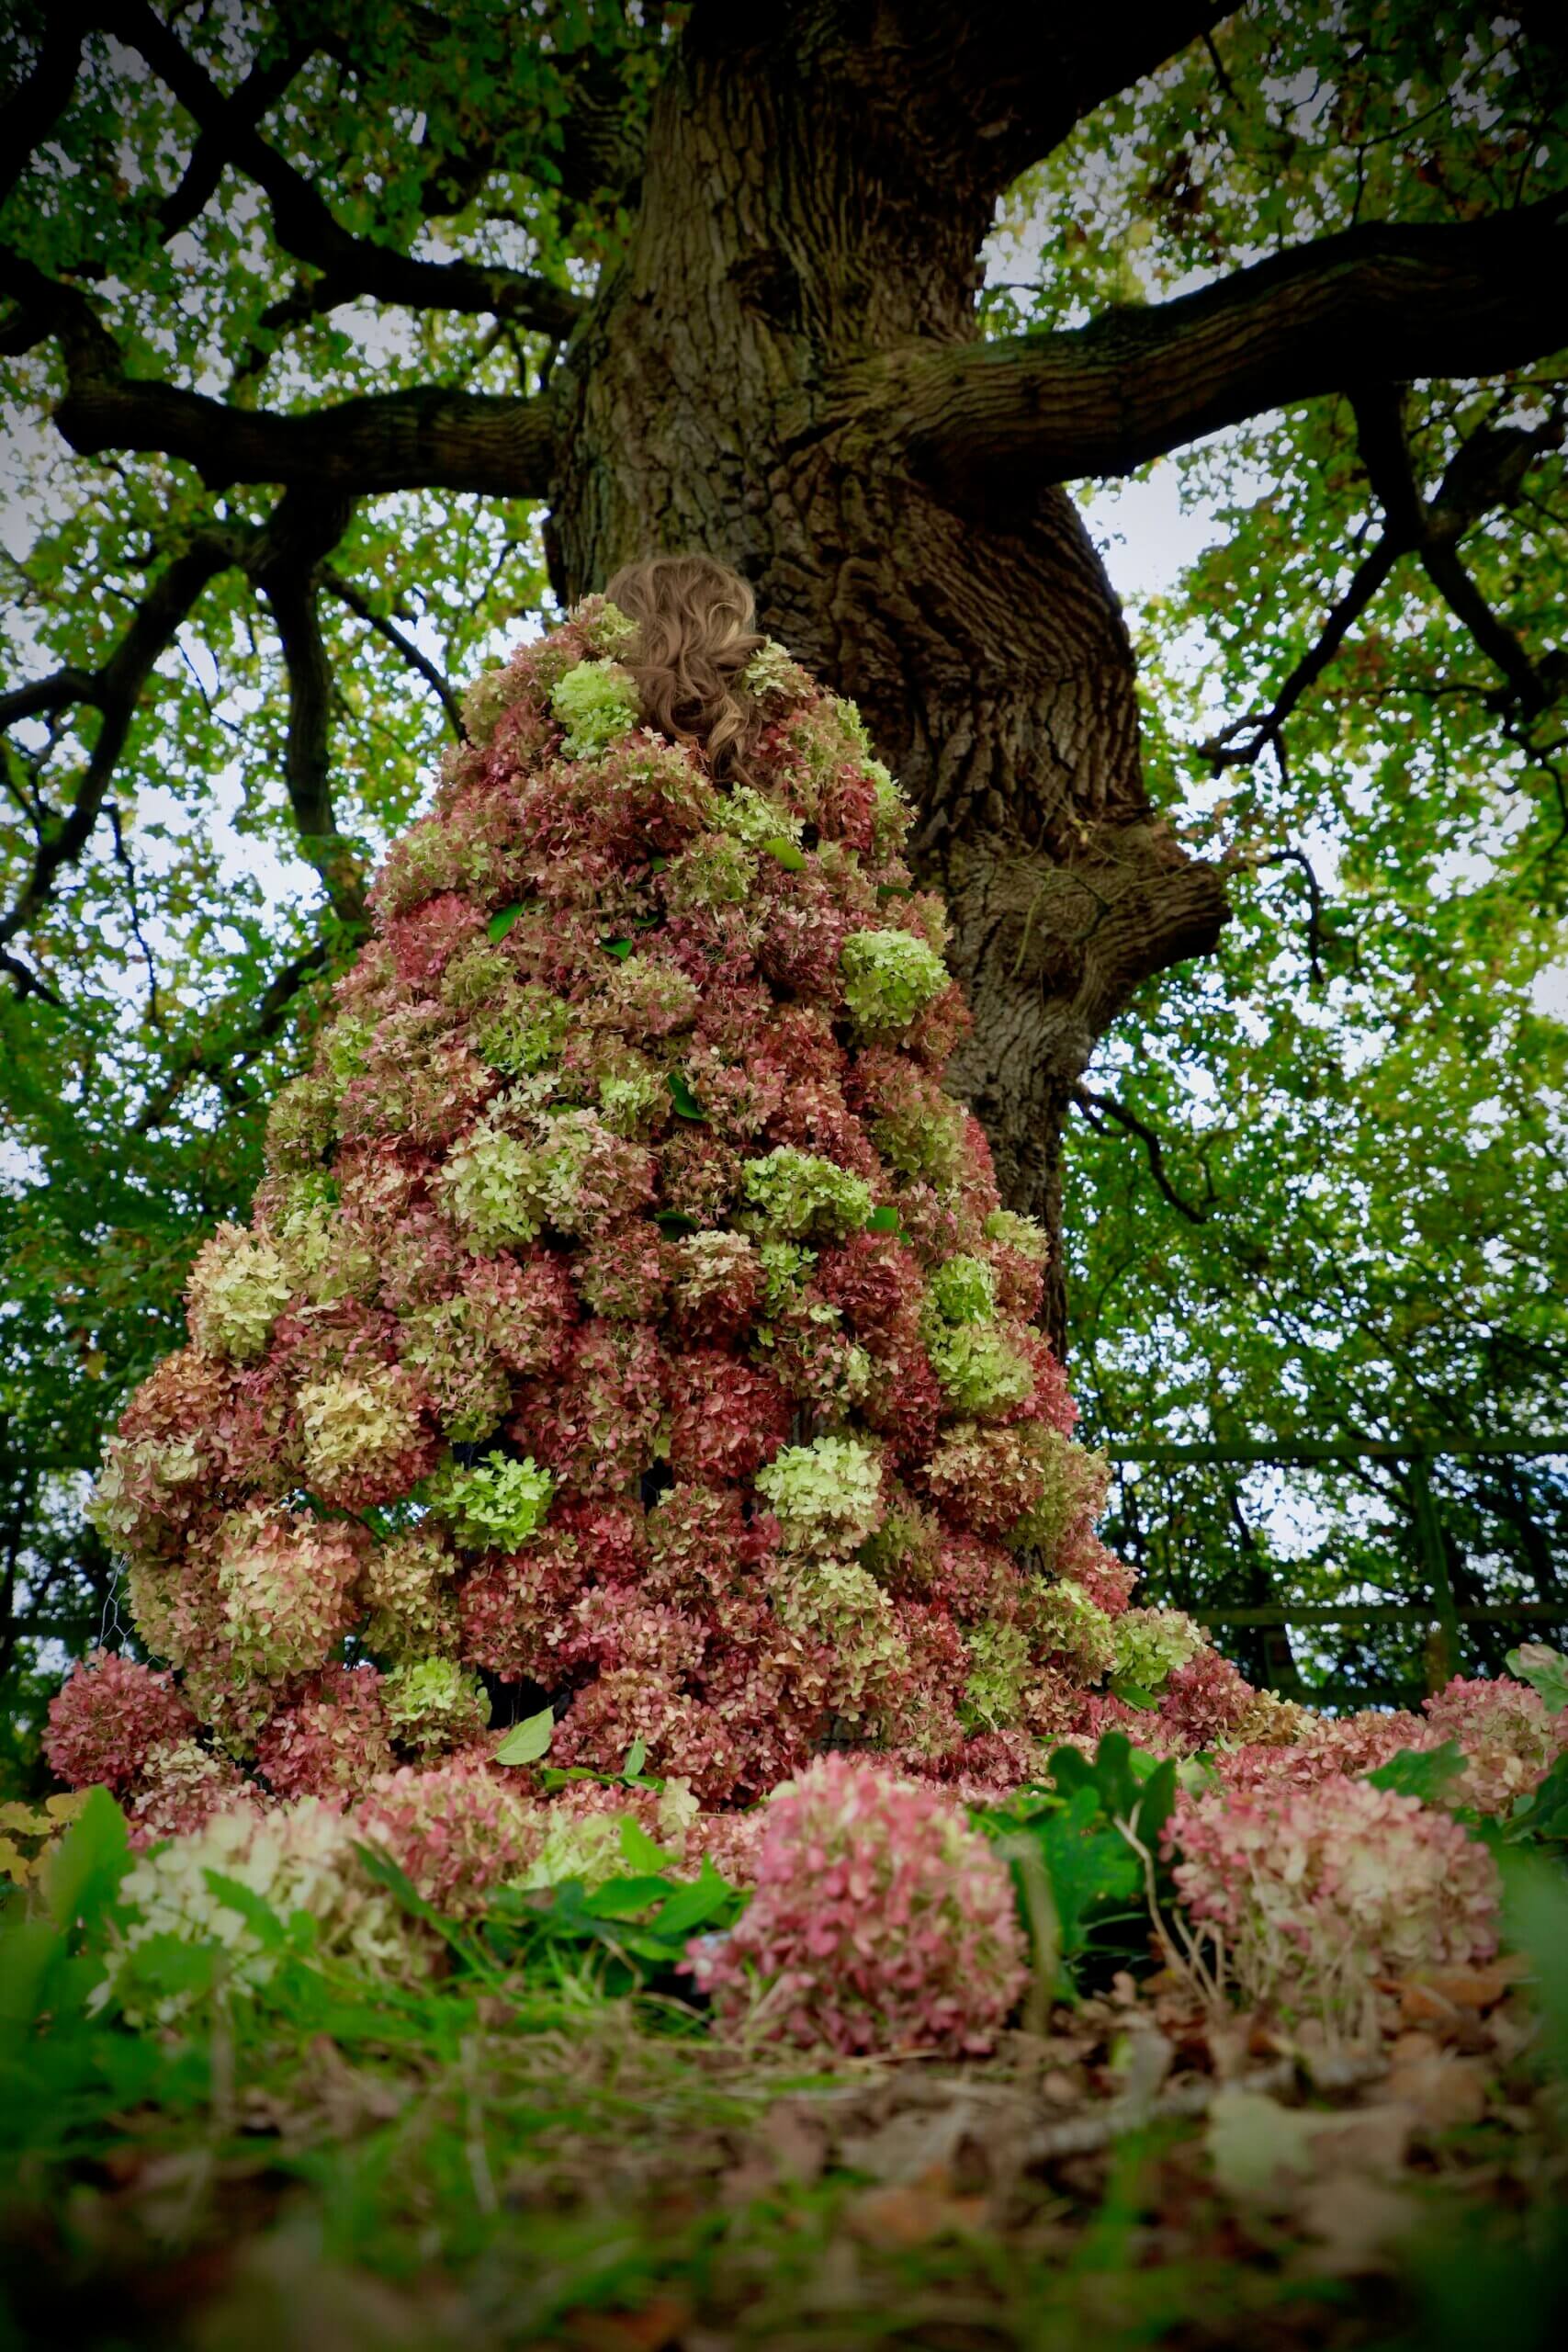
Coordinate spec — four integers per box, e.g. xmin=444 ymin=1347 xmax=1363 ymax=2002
xmin=605 ymin=553 xmax=764 ymax=778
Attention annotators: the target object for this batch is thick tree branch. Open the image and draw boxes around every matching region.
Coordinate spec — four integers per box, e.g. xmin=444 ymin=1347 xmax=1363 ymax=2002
xmin=0 ymin=243 xmax=560 ymax=490
xmin=111 ymin=1 xmax=584 ymax=341
xmin=30 ymin=283 xmax=560 ymax=492
xmin=698 ymin=3 xmax=1227 ymax=187
xmin=852 ymin=198 xmax=1568 ymax=499
xmin=0 ymin=4 xmax=88 ymax=210
xmin=1353 ymin=386 xmax=1568 ymax=719
xmin=253 ymin=494 xmax=366 ymax=928
xmin=1 ymin=492 xmax=367 ymax=971
xmin=0 ymin=529 xmax=246 ymax=954
xmin=154 ymin=39 xmax=317 ymax=240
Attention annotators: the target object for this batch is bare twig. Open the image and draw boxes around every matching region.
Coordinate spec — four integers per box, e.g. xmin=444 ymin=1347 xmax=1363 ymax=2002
xmin=1072 ymin=1084 xmax=1213 ymax=1225
xmin=321 ymin=571 xmax=466 ymax=740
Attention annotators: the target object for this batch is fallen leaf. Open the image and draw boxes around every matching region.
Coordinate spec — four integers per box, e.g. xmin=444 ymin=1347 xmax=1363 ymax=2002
xmin=1396 ymin=1960 xmax=1526 ymax=2023
xmin=1296 ymin=2176 xmax=1413 ymax=2275
xmin=755 ymin=2100 xmax=828 ymax=2186
xmin=843 ymin=2163 xmax=988 ymax=2250
xmin=1206 ymin=2088 xmax=1324 ymax=2198
xmin=1383 ymin=2045 xmax=1489 ymax=2130
xmin=566 ymin=2298 xmax=688 ymax=2352
xmin=1207 ymin=2089 xmax=1413 ymax=2201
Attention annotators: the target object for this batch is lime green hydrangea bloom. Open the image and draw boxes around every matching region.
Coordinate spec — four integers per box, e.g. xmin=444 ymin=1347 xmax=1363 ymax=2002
xmin=757 ymin=1238 xmax=817 ymax=1315
xmin=186 ymin=1224 xmax=293 ymax=1363
xmin=363 ymin=1528 xmax=460 ymax=1662
xmin=743 ymin=1146 xmax=874 ymax=1240
xmin=1111 ymin=1607 xmax=1205 ymax=1691
xmin=1009 ymin=1427 xmax=1111 ymax=1560
xmin=927 ymin=1323 xmax=1034 ymax=1419
xmin=858 ymin=1494 xmax=942 ymax=1589
xmin=319 ymin=1010 xmax=377 ymax=1084
xmin=963 ymin=1619 xmax=1032 ymax=1730
xmin=549 ymin=659 xmax=641 ymax=759
xmin=756 ymin=1433 xmax=884 ymax=1549
xmin=597 ymin=1065 xmax=667 ymax=1137
xmin=264 ymin=1072 xmax=338 ymax=1172
xmin=716 ymin=782 xmax=803 ymax=849
xmin=741 ymin=638 xmax=812 ymax=702
xmin=382 ymin=1656 xmax=491 ymax=1757
xmin=438 ymin=1122 xmax=547 ymax=1252
xmin=297 ymin=1364 xmax=424 ymax=1495
xmin=773 ymin=1556 xmax=909 ymax=1718
xmin=473 ymin=985 xmax=570 ymax=1076
xmin=927 ymin=1254 xmax=998 ymax=1327
xmin=269 ymin=1175 xmax=378 ymax=1305
xmin=840 ymin=930 xmax=950 ymax=1031
xmin=983 ymin=1207 xmax=1050 ymax=1262
xmin=1026 ymin=1577 xmax=1118 ymax=1680
xmin=422 ymin=1451 xmax=555 ymax=1551
xmin=438 ymin=938 xmax=513 ymax=1014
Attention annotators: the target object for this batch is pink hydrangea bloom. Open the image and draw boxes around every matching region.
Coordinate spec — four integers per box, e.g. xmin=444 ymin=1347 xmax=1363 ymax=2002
xmin=45 ymin=1648 xmax=195 ymax=1795
xmin=1422 ymin=1674 xmax=1568 ymax=1814
xmin=1168 ymin=1773 xmax=1499 ymax=2021
xmin=1158 ymin=1647 xmax=1256 ymax=1747
xmin=352 ymin=1763 xmax=545 ymax=1917
xmin=255 ymin=1665 xmax=394 ymax=1801
xmin=683 ymin=1754 xmax=1026 ymax=2055
xmin=126 ymin=1737 xmax=256 ymax=1849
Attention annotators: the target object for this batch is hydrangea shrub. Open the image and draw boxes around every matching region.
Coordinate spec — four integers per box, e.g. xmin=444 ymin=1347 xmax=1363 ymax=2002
xmin=64 ymin=595 xmax=1249 ymax=1815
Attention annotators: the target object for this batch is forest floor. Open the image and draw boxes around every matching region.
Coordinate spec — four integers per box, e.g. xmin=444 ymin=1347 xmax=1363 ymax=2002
xmin=4 ymin=1914 xmax=1567 ymax=2352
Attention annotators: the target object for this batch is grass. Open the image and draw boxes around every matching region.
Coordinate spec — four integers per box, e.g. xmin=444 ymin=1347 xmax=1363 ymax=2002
xmin=3 ymin=1762 xmax=1568 ymax=2348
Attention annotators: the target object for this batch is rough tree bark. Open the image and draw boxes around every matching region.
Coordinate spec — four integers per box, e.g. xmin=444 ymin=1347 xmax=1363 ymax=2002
xmin=548 ymin=12 xmax=1229 ymax=1344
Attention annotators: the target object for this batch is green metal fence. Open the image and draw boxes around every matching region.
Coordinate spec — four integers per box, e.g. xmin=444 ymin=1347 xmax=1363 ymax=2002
xmin=1101 ymin=1436 xmax=1568 ymax=1701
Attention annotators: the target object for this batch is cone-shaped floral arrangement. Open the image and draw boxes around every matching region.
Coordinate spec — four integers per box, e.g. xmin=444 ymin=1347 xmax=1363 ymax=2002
xmin=72 ymin=596 xmax=1275 ymax=1835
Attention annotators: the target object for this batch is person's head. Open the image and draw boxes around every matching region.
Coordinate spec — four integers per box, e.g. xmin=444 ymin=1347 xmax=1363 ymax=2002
xmin=604 ymin=553 xmax=763 ymax=776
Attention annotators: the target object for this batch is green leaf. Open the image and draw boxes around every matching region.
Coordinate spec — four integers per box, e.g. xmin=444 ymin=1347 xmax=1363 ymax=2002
xmin=1110 ymin=1678 xmax=1160 ymax=1711
xmin=581 ymin=1873 xmax=671 ymax=1920
xmin=863 ymin=1204 xmax=901 ymax=1234
xmin=622 ymin=1737 xmax=648 ymax=1780
xmin=666 ymin=1070 xmax=706 ymax=1122
xmin=761 ymin=835 xmax=807 ymax=872
xmin=1366 ymin=1741 xmax=1468 ymax=1806
xmin=647 ymin=1857 xmax=738 ymax=1940
xmin=617 ymin=1815 xmax=670 ymax=1873
xmin=654 ymin=1210 xmax=699 ymax=1240
xmin=494 ymin=1705 xmax=556 ymax=1766
xmin=1506 ymin=1642 xmax=1568 ymax=1717
xmin=488 ymin=903 xmax=525 ymax=942
xmin=598 ymin=936 xmax=634 ymax=959
xmin=41 ymin=1786 xmax=130 ymax=1937
xmin=1502 ymin=1753 xmax=1568 ymax=1847
xmin=1033 ymin=1784 xmax=1143 ymax=1955
xmin=201 ymin=1868 xmax=288 ymax=1951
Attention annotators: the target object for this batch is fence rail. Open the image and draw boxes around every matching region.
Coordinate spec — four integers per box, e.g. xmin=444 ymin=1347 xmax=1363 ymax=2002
xmin=1101 ymin=1434 xmax=1568 ymax=1695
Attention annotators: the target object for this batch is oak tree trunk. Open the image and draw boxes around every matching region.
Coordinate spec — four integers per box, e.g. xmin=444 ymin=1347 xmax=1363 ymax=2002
xmin=547 ymin=22 xmax=1229 ymax=1348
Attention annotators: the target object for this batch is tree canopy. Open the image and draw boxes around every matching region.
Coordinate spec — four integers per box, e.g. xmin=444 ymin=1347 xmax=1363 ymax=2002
xmin=2 ymin=0 xmax=1566 ymax=1755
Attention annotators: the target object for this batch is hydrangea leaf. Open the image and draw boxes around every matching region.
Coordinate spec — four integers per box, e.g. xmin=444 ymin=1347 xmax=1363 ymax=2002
xmin=1506 ymin=1643 xmax=1568 ymax=1717
xmin=493 ymin=1706 xmax=558 ymax=1767
xmin=1366 ymin=1741 xmax=1468 ymax=1806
